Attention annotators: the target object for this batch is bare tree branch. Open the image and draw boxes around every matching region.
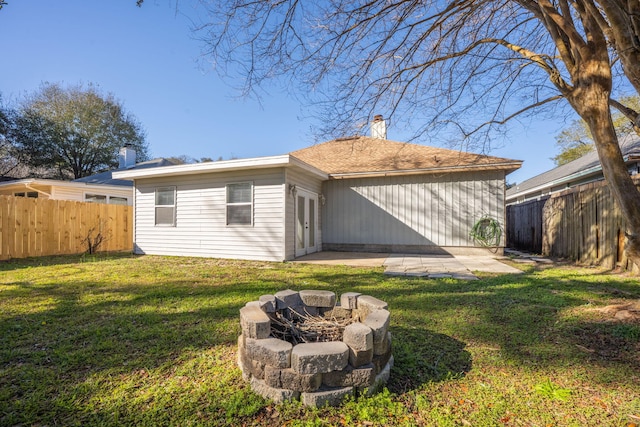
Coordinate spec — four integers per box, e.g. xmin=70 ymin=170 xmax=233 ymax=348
xmin=180 ymin=0 xmax=640 ymax=266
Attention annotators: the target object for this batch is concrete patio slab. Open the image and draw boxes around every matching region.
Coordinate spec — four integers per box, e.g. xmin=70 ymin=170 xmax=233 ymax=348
xmin=292 ymin=251 xmax=389 ymax=268
xmin=293 ymin=251 xmax=522 ymax=280
xmin=454 ymin=255 xmax=522 ymax=274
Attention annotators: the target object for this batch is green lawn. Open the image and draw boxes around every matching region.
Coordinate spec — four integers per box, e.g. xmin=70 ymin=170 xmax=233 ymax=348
xmin=1 ymin=254 xmax=639 ymax=426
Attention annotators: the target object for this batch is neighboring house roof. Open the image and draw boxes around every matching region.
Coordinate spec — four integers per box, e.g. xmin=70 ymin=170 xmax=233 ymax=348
xmin=0 ymin=177 xmax=133 ymax=195
xmin=290 ymin=136 xmax=522 ymax=178
xmin=507 ymin=135 xmax=640 ymax=203
xmin=73 ymin=158 xmax=178 ymax=186
xmin=0 ymin=158 xmax=179 ymax=197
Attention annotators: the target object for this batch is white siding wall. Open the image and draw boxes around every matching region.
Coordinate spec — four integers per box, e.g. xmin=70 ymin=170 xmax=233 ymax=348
xmin=0 ymin=184 xmax=54 ymax=199
xmin=51 ymin=187 xmax=89 ymax=202
xmin=133 ymin=168 xmax=287 ymax=261
xmin=284 ymin=167 xmax=325 ymax=260
xmin=322 ymin=171 xmax=505 ymax=250
xmin=51 ymin=186 xmax=132 ymax=204
xmin=0 ymin=184 xmax=132 ymax=204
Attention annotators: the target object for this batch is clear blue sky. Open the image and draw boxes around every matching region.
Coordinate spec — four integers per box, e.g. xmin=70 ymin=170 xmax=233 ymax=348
xmin=1 ymin=0 xmax=570 ymax=183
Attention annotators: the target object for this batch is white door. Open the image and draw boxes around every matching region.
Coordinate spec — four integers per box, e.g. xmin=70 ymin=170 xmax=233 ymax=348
xmin=295 ymin=189 xmax=318 ymax=257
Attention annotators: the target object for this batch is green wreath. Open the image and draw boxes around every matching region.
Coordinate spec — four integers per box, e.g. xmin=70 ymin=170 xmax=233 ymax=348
xmin=470 ymin=216 xmax=502 ymax=247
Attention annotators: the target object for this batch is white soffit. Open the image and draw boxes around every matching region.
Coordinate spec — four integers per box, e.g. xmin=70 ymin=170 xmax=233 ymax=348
xmin=112 ymin=155 xmax=327 ymax=180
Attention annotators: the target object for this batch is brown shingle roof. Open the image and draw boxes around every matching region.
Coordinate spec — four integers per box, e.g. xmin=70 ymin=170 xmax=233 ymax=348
xmin=290 ymin=136 xmax=521 ymax=176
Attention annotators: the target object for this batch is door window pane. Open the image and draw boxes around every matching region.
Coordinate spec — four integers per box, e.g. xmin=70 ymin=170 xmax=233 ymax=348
xmin=308 ymin=198 xmax=315 ymax=247
xmin=297 ymin=195 xmax=305 ymax=249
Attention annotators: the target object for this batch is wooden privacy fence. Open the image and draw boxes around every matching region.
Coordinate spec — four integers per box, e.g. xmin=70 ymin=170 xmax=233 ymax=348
xmin=505 ymin=197 xmax=548 ymax=254
xmin=0 ymin=195 xmax=133 ymax=260
xmin=506 ymin=176 xmax=640 ymax=270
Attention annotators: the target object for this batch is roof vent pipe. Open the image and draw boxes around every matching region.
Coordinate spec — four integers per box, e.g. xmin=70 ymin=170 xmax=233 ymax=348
xmin=119 ymin=144 xmax=137 ymax=168
xmin=371 ymin=115 xmax=387 ymax=139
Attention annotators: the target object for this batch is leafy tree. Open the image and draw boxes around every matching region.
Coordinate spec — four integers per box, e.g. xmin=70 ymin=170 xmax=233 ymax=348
xmin=552 ymin=125 xmax=595 ymax=166
xmin=0 ymin=94 xmax=21 ymax=178
xmin=166 ymin=155 xmax=216 ymax=164
xmin=7 ymin=82 xmax=149 ymax=179
xmin=145 ymin=0 xmax=640 ymax=267
xmin=0 ymin=95 xmax=8 ymax=137
xmin=553 ymin=96 xmax=640 ymax=165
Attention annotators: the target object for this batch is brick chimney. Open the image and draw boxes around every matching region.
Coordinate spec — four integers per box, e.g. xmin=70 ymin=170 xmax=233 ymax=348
xmin=118 ymin=144 xmax=137 ymax=168
xmin=371 ymin=115 xmax=387 ymax=139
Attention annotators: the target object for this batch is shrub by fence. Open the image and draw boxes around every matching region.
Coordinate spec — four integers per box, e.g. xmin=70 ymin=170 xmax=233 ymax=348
xmin=506 ymin=176 xmax=639 ymax=270
xmin=0 ymin=195 xmax=133 ymax=260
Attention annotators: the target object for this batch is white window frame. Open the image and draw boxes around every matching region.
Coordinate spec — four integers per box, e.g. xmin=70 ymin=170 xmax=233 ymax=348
xmin=14 ymin=191 xmax=39 ymax=198
xmin=155 ymin=186 xmax=176 ymax=227
xmin=84 ymin=193 xmax=131 ymax=205
xmin=226 ymin=182 xmax=253 ymax=226
xmin=84 ymin=193 xmax=108 ymax=204
xmin=108 ymin=196 xmax=129 ymax=206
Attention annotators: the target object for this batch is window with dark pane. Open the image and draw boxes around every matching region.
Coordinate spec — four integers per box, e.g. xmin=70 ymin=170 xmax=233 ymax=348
xmin=226 ymin=182 xmax=253 ymax=225
xmin=155 ymin=186 xmax=176 ymax=226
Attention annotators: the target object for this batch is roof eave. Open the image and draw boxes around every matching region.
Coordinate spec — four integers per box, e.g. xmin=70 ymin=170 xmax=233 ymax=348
xmin=506 ymin=148 xmax=640 ymax=202
xmin=112 ymin=155 xmax=291 ymax=180
xmin=506 ymin=163 xmax=604 ymax=201
xmin=112 ymin=154 xmax=329 ymax=181
xmin=0 ymin=178 xmax=131 ymax=191
xmin=327 ymin=162 xmax=522 ymax=179
xmin=288 ymin=156 xmax=329 ymax=180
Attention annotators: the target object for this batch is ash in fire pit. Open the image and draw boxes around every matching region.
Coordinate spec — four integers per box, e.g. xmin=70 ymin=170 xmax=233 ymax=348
xmin=269 ymin=306 xmax=357 ymax=344
xmin=238 ymin=290 xmax=393 ymax=407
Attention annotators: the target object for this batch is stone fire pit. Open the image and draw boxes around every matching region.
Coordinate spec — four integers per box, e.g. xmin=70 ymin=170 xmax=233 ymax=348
xmin=237 ymin=289 xmax=393 ymax=407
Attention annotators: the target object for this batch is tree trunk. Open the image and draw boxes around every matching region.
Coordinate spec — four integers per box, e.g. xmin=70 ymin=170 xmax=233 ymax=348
xmin=578 ymin=87 xmax=640 ymax=270
xmin=529 ymin=0 xmax=640 ymax=271
xmin=597 ymin=0 xmax=640 ymax=96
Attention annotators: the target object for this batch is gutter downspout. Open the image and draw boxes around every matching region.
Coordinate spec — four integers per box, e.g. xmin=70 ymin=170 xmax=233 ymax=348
xmin=24 ymin=184 xmax=52 ymax=197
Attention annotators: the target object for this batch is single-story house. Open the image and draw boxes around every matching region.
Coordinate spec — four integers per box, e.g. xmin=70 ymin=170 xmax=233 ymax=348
xmin=0 ymin=146 xmax=176 ymax=205
xmin=506 ymin=135 xmax=640 ymax=205
xmin=0 ymin=177 xmax=134 ymax=204
xmin=113 ymin=119 xmax=522 ymax=261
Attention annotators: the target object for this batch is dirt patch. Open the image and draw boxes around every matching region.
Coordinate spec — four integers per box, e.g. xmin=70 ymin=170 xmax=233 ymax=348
xmin=567 ymin=300 xmax=640 ymax=362
xmin=594 ymin=301 xmax=640 ymax=322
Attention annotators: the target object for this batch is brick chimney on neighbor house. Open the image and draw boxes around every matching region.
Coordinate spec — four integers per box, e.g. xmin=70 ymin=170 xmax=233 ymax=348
xmin=119 ymin=144 xmax=137 ymax=168
xmin=371 ymin=115 xmax=387 ymax=139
